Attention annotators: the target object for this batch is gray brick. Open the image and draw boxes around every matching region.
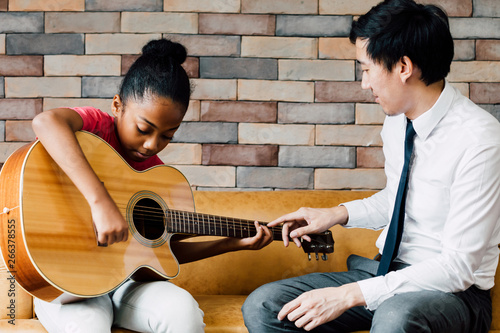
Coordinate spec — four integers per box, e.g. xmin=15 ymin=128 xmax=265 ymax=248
xmin=0 ymin=77 xmax=4 ymax=97
xmin=82 ymin=76 xmax=122 ymax=98
xmin=278 ymin=102 xmax=354 ymax=124
xmin=0 ymin=12 xmax=43 ymax=33
xmin=481 ymin=104 xmax=500 ymax=122
xmin=473 ymin=0 xmax=500 ymax=17
xmin=237 ymin=167 xmax=313 ymax=189
xmin=200 ymin=57 xmax=277 ymax=79
xmin=279 ymin=146 xmax=355 ymax=168
xmin=453 ymin=40 xmax=475 ymax=61
xmin=172 ymin=122 xmax=238 ymax=144
xmin=276 ymin=15 xmax=352 ymax=37
xmin=7 ymin=34 xmax=84 ymax=55
xmin=450 ymin=18 xmax=500 ymax=39
xmin=85 ymin=0 xmax=162 ymax=11
xmin=0 ymin=121 xmax=4 ymax=142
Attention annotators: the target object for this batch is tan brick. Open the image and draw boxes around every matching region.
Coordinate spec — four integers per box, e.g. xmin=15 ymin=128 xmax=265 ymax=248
xmin=185 ymin=100 xmax=200 ymax=122
xmin=316 ymin=125 xmax=382 ymax=146
xmin=173 ymin=165 xmax=236 ymax=187
xmin=449 ymin=82 xmax=469 ymax=98
xmin=157 ymin=143 xmax=201 ymax=165
xmin=355 ymin=103 xmax=386 ymax=125
xmin=470 ymin=83 xmax=500 ymax=104
xmin=238 ymin=80 xmax=314 ymax=102
xmin=190 ymin=79 xmax=237 ymax=100
xmin=45 ymin=12 xmax=119 ymax=33
xmin=448 ymin=61 xmax=500 ymax=82
xmin=86 ymin=34 xmax=162 ymax=55
xmin=0 ymin=99 xmax=42 ymax=119
xmin=357 ymin=147 xmax=384 ymax=168
xmin=319 ymin=38 xmax=356 ymax=60
xmin=201 ymin=101 xmax=276 ymax=123
xmin=0 ymin=34 xmax=5 ymax=54
xmin=315 ymin=168 xmax=386 ymax=190
xmin=0 ymin=143 xmax=28 ymax=163
xmin=9 ymin=0 xmax=84 ymax=11
xmin=241 ymin=37 xmax=317 ymax=59
xmin=167 ymin=35 xmax=240 ymax=57
xmin=242 ymin=0 xmax=317 ymax=14
xmin=43 ymin=98 xmax=113 ymax=115
xmin=164 ymin=0 xmax=239 ymax=12
xmin=122 ymin=12 xmax=197 ymax=34
xmin=316 ymin=82 xmax=375 ymax=103
xmin=477 ymin=40 xmax=500 ymax=61
xmin=5 ymin=120 xmax=35 ymax=141
xmin=45 ymin=55 xmax=121 ymax=76
xmin=320 ymin=0 xmax=379 ymax=15
xmin=239 ymin=123 xmax=314 ymax=145
xmin=0 ymin=56 xmax=43 ymax=76
xmin=5 ymin=77 xmax=81 ymax=98
xmin=418 ymin=0 xmax=472 ymax=17
xmin=200 ymin=14 xmax=275 ymax=36
xmin=279 ymin=60 xmax=354 ymax=81
xmin=202 ymin=144 xmax=278 ymax=166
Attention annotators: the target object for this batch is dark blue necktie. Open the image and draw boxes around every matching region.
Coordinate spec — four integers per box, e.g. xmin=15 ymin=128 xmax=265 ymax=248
xmin=377 ymin=120 xmax=416 ymax=276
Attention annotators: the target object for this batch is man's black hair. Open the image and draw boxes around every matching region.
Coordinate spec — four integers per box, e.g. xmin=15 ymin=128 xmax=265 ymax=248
xmin=350 ymin=0 xmax=454 ymax=85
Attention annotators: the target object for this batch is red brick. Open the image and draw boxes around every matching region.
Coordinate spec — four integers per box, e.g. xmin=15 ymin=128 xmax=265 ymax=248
xmin=315 ymin=82 xmax=375 ymax=103
xmin=6 ymin=120 xmax=36 ymax=141
xmin=0 ymin=0 xmax=7 ymax=11
xmin=0 ymin=56 xmax=43 ymax=76
xmin=203 ymin=144 xmax=278 ymax=166
xmin=0 ymin=99 xmax=43 ymax=119
xmin=470 ymin=83 xmax=500 ymax=104
xmin=121 ymin=55 xmax=199 ymax=78
xmin=201 ymin=101 xmax=277 ymax=123
xmin=419 ymin=0 xmax=472 ymax=17
xmin=199 ymin=14 xmax=275 ymax=35
xmin=477 ymin=40 xmax=500 ymax=61
xmin=357 ymin=147 xmax=384 ymax=168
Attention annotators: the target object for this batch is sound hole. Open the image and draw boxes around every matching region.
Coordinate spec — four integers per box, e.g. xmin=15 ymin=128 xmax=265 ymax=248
xmin=132 ymin=198 xmax=165 ymax=240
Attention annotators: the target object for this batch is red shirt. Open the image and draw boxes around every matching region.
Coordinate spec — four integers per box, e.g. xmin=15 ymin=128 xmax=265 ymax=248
xmin=71 ymin=106 xmax=163 ymax=171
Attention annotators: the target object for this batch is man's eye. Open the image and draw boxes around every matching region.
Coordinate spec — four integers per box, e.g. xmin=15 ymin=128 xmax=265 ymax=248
xmin=137 ymin=127 xmax=147 ymax=134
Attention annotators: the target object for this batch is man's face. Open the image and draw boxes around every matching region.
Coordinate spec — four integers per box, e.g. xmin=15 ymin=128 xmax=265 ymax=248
xmin=355 ymin=38 xmax=410 ymax=117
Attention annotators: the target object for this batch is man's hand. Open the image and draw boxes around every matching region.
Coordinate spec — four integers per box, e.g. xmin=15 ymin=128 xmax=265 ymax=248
xmin=267 ymin=206 xmax=348 ymax=248
xmin=278 ymin=283 xmax=366 ymax=331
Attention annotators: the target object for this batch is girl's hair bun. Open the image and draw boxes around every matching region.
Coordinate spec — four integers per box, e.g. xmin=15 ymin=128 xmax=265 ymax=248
xmin=141 ymin=39 xmax=187 ymax=65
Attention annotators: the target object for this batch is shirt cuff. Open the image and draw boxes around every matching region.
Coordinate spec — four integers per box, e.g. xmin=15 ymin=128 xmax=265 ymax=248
xmin=357 ymin=276 xmax=391 ymax=310
xmin=341 ymin=200 xmax=368 ymax=228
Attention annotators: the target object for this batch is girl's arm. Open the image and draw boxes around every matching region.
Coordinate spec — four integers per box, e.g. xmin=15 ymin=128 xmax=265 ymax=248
xmin=32 ymin=108 xmax=129 ymax=246
xmin=171 ymin=222 xmax=273 ymax=264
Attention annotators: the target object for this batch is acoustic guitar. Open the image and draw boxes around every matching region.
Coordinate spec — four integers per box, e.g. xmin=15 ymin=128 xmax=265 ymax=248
xmin=0 ymin=131 xmax=333 ymax=303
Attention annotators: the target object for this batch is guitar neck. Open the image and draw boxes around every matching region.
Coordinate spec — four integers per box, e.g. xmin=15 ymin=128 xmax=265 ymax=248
xmin=166 ymin=210 xmax=284 ymax=241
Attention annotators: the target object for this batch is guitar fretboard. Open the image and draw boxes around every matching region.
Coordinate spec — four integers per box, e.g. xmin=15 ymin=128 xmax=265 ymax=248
xmin=166 ymin=210 xmax=284 ymax=241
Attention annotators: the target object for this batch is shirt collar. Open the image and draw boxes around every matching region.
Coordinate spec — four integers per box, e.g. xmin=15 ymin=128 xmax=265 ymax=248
xmin=412 ymin=80 xmax=455 ymax=141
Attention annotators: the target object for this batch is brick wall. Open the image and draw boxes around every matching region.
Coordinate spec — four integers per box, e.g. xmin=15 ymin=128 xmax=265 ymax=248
xmin=0 ymin=0 xmax=499 ymax=191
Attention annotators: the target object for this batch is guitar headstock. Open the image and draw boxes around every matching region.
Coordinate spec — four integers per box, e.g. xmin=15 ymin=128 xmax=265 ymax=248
xmin=301 ymin=230 xmax=334 ymax=261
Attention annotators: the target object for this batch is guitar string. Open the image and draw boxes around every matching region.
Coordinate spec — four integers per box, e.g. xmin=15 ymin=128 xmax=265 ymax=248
xmin=1 ymin=206 xmax=19 ymax=215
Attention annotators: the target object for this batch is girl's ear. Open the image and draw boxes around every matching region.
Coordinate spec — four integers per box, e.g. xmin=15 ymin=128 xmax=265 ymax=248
xmin=111 ymin=95 xmax=124 ymax=117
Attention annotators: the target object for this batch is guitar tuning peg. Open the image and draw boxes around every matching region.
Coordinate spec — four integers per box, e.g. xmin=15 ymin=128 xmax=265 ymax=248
xmin=307 ymin=253 xmax=311 ymax=261
xmin=322 ymin=253 xmax=328 ymax=261
xmin=315 ymin=253 xmax=319 ymax=261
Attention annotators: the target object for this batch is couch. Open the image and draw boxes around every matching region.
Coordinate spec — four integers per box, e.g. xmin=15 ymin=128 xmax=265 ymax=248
xmin=1 ymin=190 xmax=499 ymax=332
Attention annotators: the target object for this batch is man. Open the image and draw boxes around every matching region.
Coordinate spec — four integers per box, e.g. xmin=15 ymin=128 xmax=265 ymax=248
xmin=242 ymin=0 xmax=500 ymax=332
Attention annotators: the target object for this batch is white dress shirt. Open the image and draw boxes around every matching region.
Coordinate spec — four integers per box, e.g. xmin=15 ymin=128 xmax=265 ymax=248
xmin=343 ymin=82 xmax=500 ymax=310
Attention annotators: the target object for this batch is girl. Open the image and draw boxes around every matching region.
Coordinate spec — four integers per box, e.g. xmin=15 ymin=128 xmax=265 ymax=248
xmin=31 ymin=39 xmax=272 ymax=333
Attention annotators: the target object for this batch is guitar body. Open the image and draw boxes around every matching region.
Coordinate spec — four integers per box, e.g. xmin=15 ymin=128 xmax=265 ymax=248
xmin=0 ymin=131 xmax=195 ymax=302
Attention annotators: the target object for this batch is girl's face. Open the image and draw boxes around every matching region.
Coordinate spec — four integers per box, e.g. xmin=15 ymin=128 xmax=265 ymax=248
xmin=112 ymin=94 xmax=185 ymax=162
